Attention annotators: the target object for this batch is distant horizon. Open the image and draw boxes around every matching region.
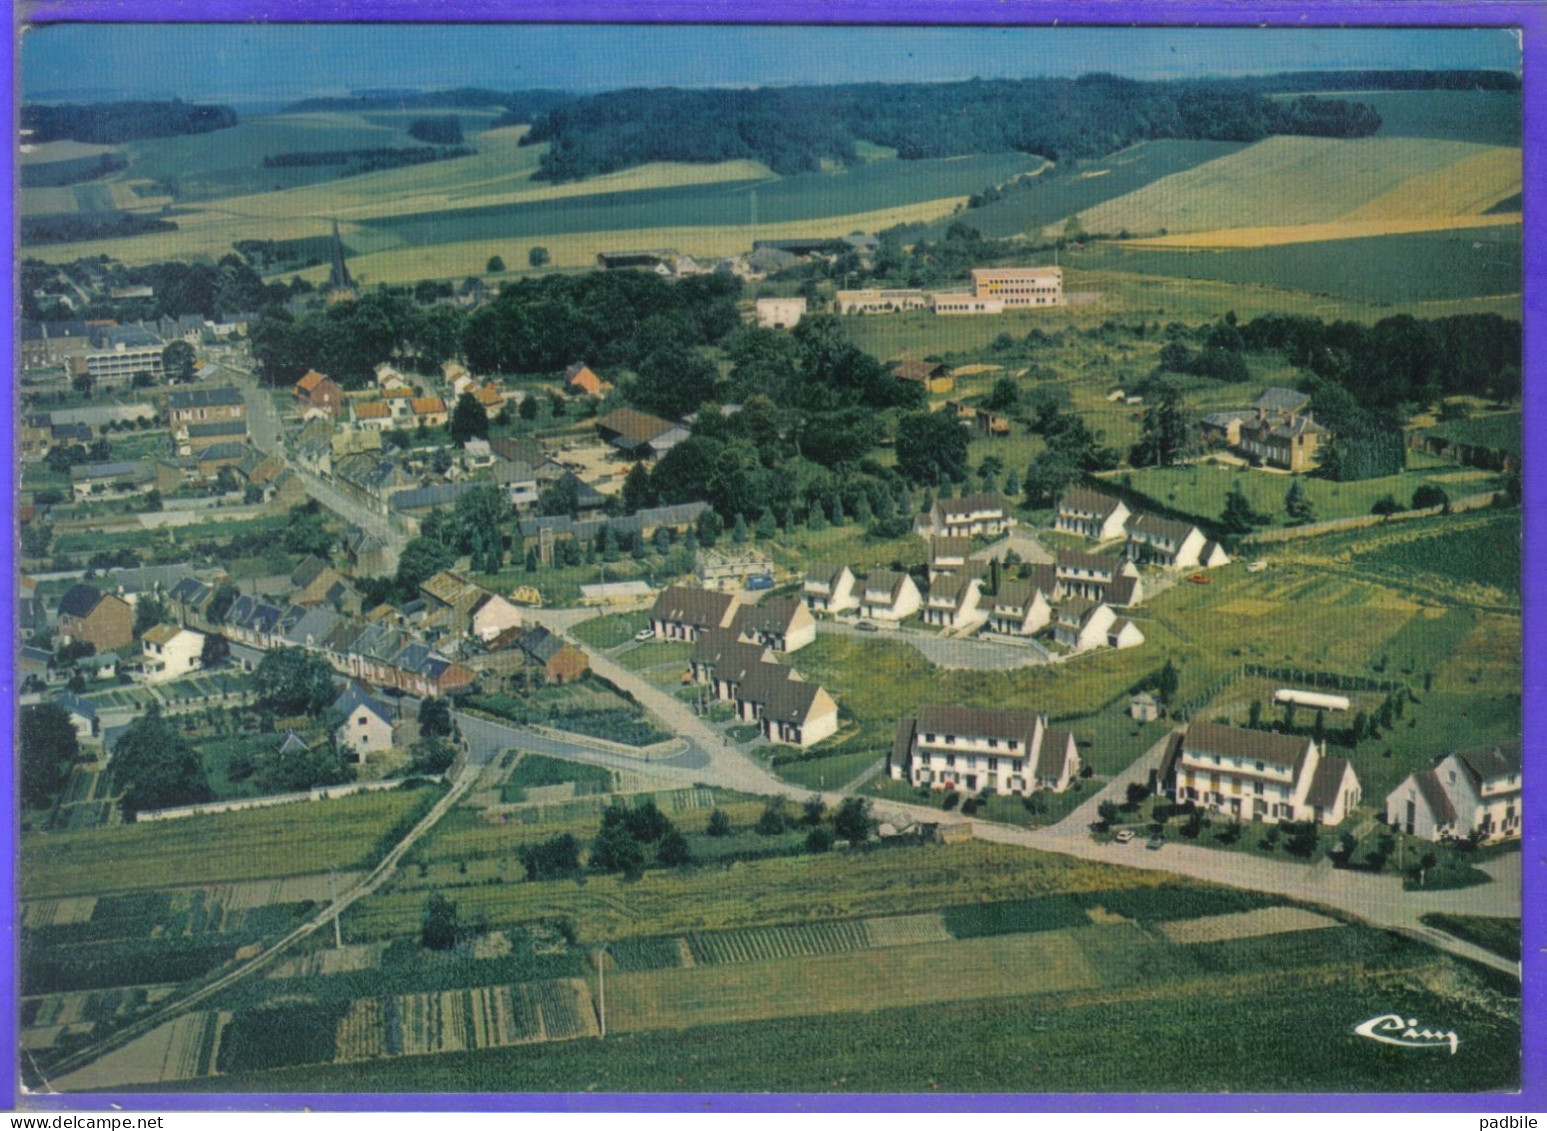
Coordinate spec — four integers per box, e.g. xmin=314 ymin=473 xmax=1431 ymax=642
xmin=20 ymin=25 xmax=1522 ymax=106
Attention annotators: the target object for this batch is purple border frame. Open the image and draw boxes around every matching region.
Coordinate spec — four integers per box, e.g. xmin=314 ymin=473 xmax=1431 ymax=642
xmin=4 ymin=0 xmax=1540 ymax=1114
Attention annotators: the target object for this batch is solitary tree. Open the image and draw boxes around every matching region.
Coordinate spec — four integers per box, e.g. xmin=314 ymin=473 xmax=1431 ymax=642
xmin=162 ymin=340 xmax=196 ymax=383
xmin=20 ymin=702 xmax=80 ymax=809
xmin=802 ymin=794 xmax=827 ymax=826
xmin=1284 ymin=475 xmax=1316 ymax=524
xmin=109 ymin=705 xmax=212 ymax=815
xmin=527 ymin=247 xmax=549 ymax=268
xmin=833 ymin=797 xmax=875 ymax=844
xmin=707 ymin=808 xmax=733 ymax=837
xmin=486 ymin=255 xmax=506 ymax=274
xmin=254 ymin=647 xmax=338 ymax=716
xmin=421 ymin=893 xmax=460 ymax=949
xmin=450 ymin=392 xmax=490 ymax=444
xmin=1097 ymin=800 xmax=1121 ymax=830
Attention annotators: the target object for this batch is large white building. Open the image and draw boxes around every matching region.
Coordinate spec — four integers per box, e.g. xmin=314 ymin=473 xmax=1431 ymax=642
xmin=1160 ymin=720 xmax=1361 ymax=827
xmin=968 ymin=266 xmax=1064 ymax=308
xmin=890 ymin=705 xmax=1080 ymax=797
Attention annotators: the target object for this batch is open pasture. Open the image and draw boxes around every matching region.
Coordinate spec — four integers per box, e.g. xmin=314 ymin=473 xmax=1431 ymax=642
xmin=1301 ymin=89 xmax=1521 ymax=147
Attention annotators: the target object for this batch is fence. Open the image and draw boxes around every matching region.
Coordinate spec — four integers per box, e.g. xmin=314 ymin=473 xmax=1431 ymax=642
xmin=134 ymin=775 xmax=442 ymax=823
xmin=1171 ymin=662 xmax=1408 ymax=722
xmin=1241 ymin=492 xmax=1499 ymax=544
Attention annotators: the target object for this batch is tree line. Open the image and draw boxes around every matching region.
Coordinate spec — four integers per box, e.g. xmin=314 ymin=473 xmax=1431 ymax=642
xmin=261 ymin=144 xmax=473 ymax=172
xmin=21 ymin=99 xmax=238 ymax=144
xmin=520 ymin=74 xmax=1383 ymax=182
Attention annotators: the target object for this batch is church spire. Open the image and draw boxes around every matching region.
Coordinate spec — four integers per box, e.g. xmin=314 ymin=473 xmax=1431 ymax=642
xmin=328 ymin=220 xmax=353 ymax=292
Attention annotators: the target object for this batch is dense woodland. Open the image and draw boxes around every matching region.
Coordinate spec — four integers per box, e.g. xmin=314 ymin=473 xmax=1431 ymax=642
xmin=520 ymin=75 xmax=1384 ymax=181
xmin=261 ymin=145 xmax=474 ymax=173
xmin=20 ymin=213 xmax=178 ymax=247
xmin=20 ymin=99 xmax=238 ymax=144
xmin=284 ymin=87 xmax=573 ymax=119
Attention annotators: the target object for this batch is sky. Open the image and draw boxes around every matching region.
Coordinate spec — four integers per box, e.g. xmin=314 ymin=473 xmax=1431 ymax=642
xmin=20 ymin=24 xmax=1523 ymax=105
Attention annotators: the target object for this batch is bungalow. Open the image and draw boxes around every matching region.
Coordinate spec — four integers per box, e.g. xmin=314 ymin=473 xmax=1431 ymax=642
xmin=888 ymin=705 xmax=1080 ymax=796
xmin=922 ymin=574 xmax=985 ymax=630
xmin=58 ymin=585 xmax=134 ymax=652
xmin=140 ymin=624 xmax=205 ymax=683
xmin=1159 ymin=720 xmax=1361 ymax=826
xmin=410 ymin=396 xmax=449 ymax=428
xmin=350 ymin=400 xmax=393 ymax=432
xmin=1125 ymin=514 xmax=1229 ymax=571
xmin=69 ymin=460 xmax=155 ymax=502
xmin=927 ymin=491 xmax=1011 ymax=538
xmin=802 ymin=562 xmax=859 ymax=613
xmin=984 ymin=577 xmax=1053 ymax=637
xmin=731 ymin=596 xmax=816 ymax=653
xmin=857 ymin=570 xmax=922 ymax=622
xmin=754 ymin=298 xmax=806 ymax=331
xmin=595 ymin=407 xmax=687 ymax=460
xmin=331 ymin=683 xmax=396 ymax=761
xmin=649 ymin=586 xmax=740 ymax=642
xmin=1384 ymin=740 xmax=1521 ymax=843
xmin=1055 ymin=487 xmax=1131 ymax=541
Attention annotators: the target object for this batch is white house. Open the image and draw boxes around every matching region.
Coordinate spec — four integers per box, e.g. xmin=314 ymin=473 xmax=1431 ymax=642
xmin=889 ymin=705 xmax=1080 ymax=797
xmin=1385 ymin=740 xmax=1521 ymax=842
xmin=1051 ymin=599 xmax=1136 ymax=653
xmin=927 ymin=536 xmax=973 ymax=582
xmin=802 ymin=563 xmax=859 ymax=613
xmin=1056 ymin=487 xmax=1131 ymax=541
xmin=927 ymin=492 xmax=1012 ymax=538
xmin=731 ymin=597 xmax=817 ymax=654
xmin=857 ymin=570 xmax=922 ymax=622
xmin=738 ymin=669 xmax=839 ymax=748
xmin=922 ymin=574 xmax=986 ymax=630
xmin=1126 ymin=514 xmax=1229 ymax=570
xmin=139 ymin=624 xmax=205 ymax=684
xmin=755 ymin=297 xmax=806 ymax=330
xmin=332 ymin=683 xmax=395 ymax=762
xmin=984 ymin=578 xmax=1053 ymax=637
xmin=649 ymin=586 xmax=740 ymax=642
xmin=1160 ymin=720 xmax=1361 ymax=826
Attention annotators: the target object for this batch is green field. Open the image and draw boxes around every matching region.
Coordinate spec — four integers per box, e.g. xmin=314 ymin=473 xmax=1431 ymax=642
xmin=914 ymin=139 xmax=1249 ymax=240
xmin=1309 ymin=89 xmax=1521 ymax=147
xmin=1110 ymin=461 xmax=1504 ymax=529
xmin=1419 ymin=913 xmax=1522 ymax=961
xmin=569 ymin=613 xmax=650 ymax=650
xmin=1350 ymin=512 xmax=1521 ymax=596
xmin=20 ymin=784 xmax=443 ymax=900
xmin=1422 ymin=411 xmax=1523 ymax=458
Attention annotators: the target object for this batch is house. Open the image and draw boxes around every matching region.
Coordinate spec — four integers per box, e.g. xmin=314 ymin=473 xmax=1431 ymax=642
xmin=922 ymin=574 xmax=985 ymax=630
xmin=731 ymin=597 xmax=816 ymax=653
xmin=181 ymin=418 xmax=249 ymax=457
xmin=69 ymin=461 xmax=155 ymax=502
xmin=689 ymin=630 xmax=781 ymax=699
xmin=595 ymin=407 xmax=687 ymax=460
xmin=167 ymin=386 xmax=245 ymax=431
xmin=1055 ymin=488 xmax=1131 ymax=541
xmin=985 ymin=578 xmax=1053 ymax=637
xmin=350 ymin=400 xmax=393 ymax=432
xmin=1054 ymin=550 xmax=1136 ymax=603
xmin=341 ymin=525 xmax=390 ymax=578
xmin=927 ymin=536 xmax=974 ymax=581
xmin=331 ymin=683 xmax=396 ymax=761
xmin=1052 ymin=599 xmax=1143 ymax=653
xmin=927 ymin=492 xmax=1011 ymax=538
xmin=888 ymin=705 xmax=1080 ymax=796
xmin=1239 ymin=411 xmax=1328 ymax=473
xmin=291 ymin=557 xmax=357 ymax=611
xmin=858 ymin=570 xmax=922 ymax=622
xmin=1126 ymin=514 xmax=1228 ymax=571
xmin=754 ymin=298 xmax=806 ymax=330
xmin=294 ymin=371 xmax=347 ymax=418
xmin=563 ymin=362 xmax=613 ymax=397
xmin=802 ymin=563 xmax=859 ymax=613
xmin=649 ymin=586 xmax=740 ymax=642
xmin=140 ymin=624 xmax=205 ymax=683
xmin=1159 ymin=720 xmax=1361 ymax=826
xmin=697 ymin=547 xmax=774 ymax=591
xmin=58 ymin=586 xmax=134 ymax=652
xmin=419 ymin=570 xmax=524 ymax=642
xmin=1384 ymin=740 xmax=1521 ymax=842
xmin=748 ymin=675 xmax=839 ymax=748
xmin=374 ymin=363 xmax=413 ymax=393
xmin=58 ymin=692 xmax=100 ymax=742
xmin=1130 ymin=693 xmax=1161 ymax=722
xmin=1199 ymin=410 xmax=1256 ymax=447
xmin=195 ymin=442 xmax=252 ymax=477
xmin=891 ymin=360 xmax=954 ymax=394
xmin=512 ymin=627 xmax=590 ymax=683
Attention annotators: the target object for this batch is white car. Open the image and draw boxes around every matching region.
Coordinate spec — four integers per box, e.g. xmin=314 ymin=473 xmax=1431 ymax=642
xmin=634 ymin=628 xmax=655 ymax=642
xmin=1114 ymin=829 xmax=1135 ymax=844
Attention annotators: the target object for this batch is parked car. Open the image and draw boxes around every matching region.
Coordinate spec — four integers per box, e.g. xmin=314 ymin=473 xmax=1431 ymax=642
xmin=855 ymin=622 xmax=879 ymax=633
xmin=1114 ymin=829 xmax=1135 ymax=844
xmin=1147 ymin=834 xmax=1166 ymax=850
xmin=1188 ymin=574 xmax=1212 ymax=584
xmin=634 ymin=628 xmax=655 ymax=642
xmin=746 ymin=573 xmax=775 ymax=591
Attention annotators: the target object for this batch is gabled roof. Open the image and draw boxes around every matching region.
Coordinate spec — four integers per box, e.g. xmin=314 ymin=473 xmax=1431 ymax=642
xmin=1127 ymin=512 xmax=1200 ymax=543
xmin=803 ymin=561 xmax=850 ymax=590
xmin=1037 ymin=728 xmax=1075 ymax=779
xmin=1451 ymin=739 xmax=1522 ymax=784
xmin=332 ymin=683 xmax=392 ymax=724
xmin=1254 ymin=387 xmax=1311 ymax=415
xmin=186 ymin=420 xmax=248 ymax=438
xmin=892 ymin=717 xmax=919 ymax=766
xmin=296 ymin=370 xmax=327 ymax=393
xmin=140 ymin=623 xmax=187 ymax=646
xmin=596 ymin=407 xmax=677 ymax=446
xmin=994 ymin=579 xmax=1048 ymax=612
xmin=111 ymin=563 xmax=197 ymax=594
xmin=1109 ymin=574 xmax=1142 ymax=607
xmin=650 ymin=586 xmax=737 ymax=629
xmin=1413 ymin=769 xmax=1460 ymax=827
xmin=1182 ymin=720 xmax=1313 ymax=772
xmin=1056 ymin=550 xmax=1116 ymax=575
xmin=58 ymin=691 xmax=97 ymax=720
xmin=58 ymin=584 xmax=111 ymax=619
xmin=353 ymin=401 xmax=392 ymax=420
xmin=860 ymin=569 xmax=913 ymax=603
xmin=196 ymin=441 xmax=250 ymax=462
xmin=929 ymin=536 xmax=972 ymax=563
xmin=916 ymin=705 xmax=1043 ymax=745
xmin=731 ymin=596 xmax=807 ymax=638
xmin=757 ymin=677 xmax=834 ymax=726
xmin=938 ymin=491 xmax=1006 ymax=518
xmin=1305 ymin=756 xmax=1354 ymax=811
xmin=1058 ymin=487 xmax=1126 ymax=519
xmin=692 ymin=629 xmax=776 ymax=683
xmin=168 ymin=386 xmax=244 ymax=410
xmin=277 ymin=730 xmax=310 ymax=756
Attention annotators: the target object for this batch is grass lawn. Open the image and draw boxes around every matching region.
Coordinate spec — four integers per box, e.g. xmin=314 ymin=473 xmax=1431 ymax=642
xmin=20 ymin=784 xmax=443 ymax=900
xmin=570 ymin=613 xmax=651 ymax=650
xmin=1419 ymin=913 xmax=1521 ymax=961
xmin=1107 ymin=460 xmax=1502 ymax=529
xmin=769 ymin=749 xmax=882 ymax=792
xmin=615 ymin=642 xmax=692 ymax=673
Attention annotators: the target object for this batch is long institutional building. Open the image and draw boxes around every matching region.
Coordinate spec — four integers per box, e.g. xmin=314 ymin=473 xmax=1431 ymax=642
xmin=838 ymin=267 xmax=1064 ymax=316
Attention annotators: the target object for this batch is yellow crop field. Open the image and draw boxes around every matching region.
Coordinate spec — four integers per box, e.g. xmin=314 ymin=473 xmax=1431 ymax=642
xmin=1117 ymin=212 xmax=1522 ymax=250
xmin=1070 ymin=135 xmax=1497 ymax=237
xmin=1341 ymin=145 xmax=1521 ymax=222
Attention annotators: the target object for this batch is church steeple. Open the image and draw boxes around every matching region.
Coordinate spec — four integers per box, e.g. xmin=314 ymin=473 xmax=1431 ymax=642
xmin=328 ymin=220 xmax=353 ymax=292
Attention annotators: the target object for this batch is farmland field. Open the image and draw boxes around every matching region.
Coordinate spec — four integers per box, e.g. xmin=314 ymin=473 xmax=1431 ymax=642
xmin=1349 ymin=512 xmax=1521 ymax=596
xmin=20 ymin=784 xmax=442 ymax=900
xmin=1304 ymin=89 xmax=1521 ymax=147
xmin=1079 ymin=225 xmax=1521 ymax=303
xmin=1421 ymin=411 xmax=1523 ymax=458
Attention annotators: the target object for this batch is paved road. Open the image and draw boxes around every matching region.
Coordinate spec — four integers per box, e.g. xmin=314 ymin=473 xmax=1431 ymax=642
xmin=455 ymin=711 xmax=708 ymax=775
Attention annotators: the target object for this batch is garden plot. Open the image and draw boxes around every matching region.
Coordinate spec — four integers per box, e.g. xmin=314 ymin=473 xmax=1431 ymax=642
xmin=23 ymin=896 xmax=98 ymax=928
xmin=209 ymin=871 xmax=365 ymax=912
xmin=688 ymin=920 xmax=871 ymax=966
xmin=1158 ymin=906 xmax=1342 ymax=945
xmin=863 ymin=913 xmax=952 ymax=948
xmin=333 ymin=980 xmax=597 ymax=1063
xmin=53 ymin=1009 xmax=228 ymax=1092
xmin=265 ymin=942 xmax=389 ymax=980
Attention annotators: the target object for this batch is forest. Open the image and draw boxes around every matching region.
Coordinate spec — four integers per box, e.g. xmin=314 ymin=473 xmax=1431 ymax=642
xmin=20 ymin=99 xmax=238 ymax=144
xmin=519 ymin=75 xmax=1384 ymax=181
xmin=283 ymin=88 xmax=573 ymax=119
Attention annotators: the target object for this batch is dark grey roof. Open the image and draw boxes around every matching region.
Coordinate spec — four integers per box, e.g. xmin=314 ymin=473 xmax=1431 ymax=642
xmin=58 ymin=584 xmax=108 ymax=619
xmin=196 ymin=441 xmax=250 ymax=462
xmin=1182 ymin=720 xmax=1312 ymax=772
xmin=186 ymin=420 xmax=248 ymax=438
xmin=1305 ymin=757 xmax=1354 ymax=811
xmin=332 ymin=683 xmax=392 ymax=724
xmin=169 ymin=386 xmax=244 ymax=410
xmin=1254 ymin=387 xmax=1311 ymax=415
